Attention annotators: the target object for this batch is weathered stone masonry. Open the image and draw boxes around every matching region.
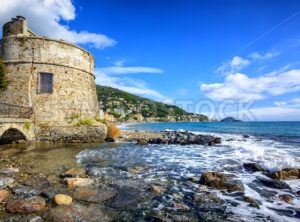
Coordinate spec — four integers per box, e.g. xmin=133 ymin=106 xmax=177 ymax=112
xmin=0 ymin=16 xmax=106 ymax=143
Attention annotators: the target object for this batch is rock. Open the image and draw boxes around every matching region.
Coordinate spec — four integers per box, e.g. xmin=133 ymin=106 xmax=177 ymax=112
xmin=47 ymin=204 xmax=111 ymax=222
xmin=29 ymin=216 xmax=43 ymax=222
xmin=127 ymin=165 xmax=149 ymax=174
xmin=279 ymin=194 xmax=293 ymax=204
xmin=12 ymin=185 xmax=41 ymax=197
xmin=0 ymin=167 xmax=19 ymax=176
xmin=136 ymin=139 xmax=148 ymax=145
xmin=54 ymin=194 xmax=72 ymax=205
xmin=199 ymin=172 xmax=245 ymax=192
xmin=0 ymin=177 xmax=14 ymax=187
xmin=243 ymin=163 xmax=266 ymax=173
xmin=60 ymin=168 xmax=85 ymax=178
xmin=193 ymin=192 xmax=224 ymax=206
xmin=151 ymin=185 xmax=164 ymax=194
xmin=0 ymin=189 xmax=9 ymax=202
xmin=64 ymin=178 xmax=94 ymax=187
xmin=296 ymin=190 xmax=300 ymax=197
xmin=243 ymin=135 xmax=250 ymax=138
xmin=73 ymin=187 xmax=116 ymax=203
xmin=256 ymin=177 xmax=291 ymax=189
xmin=243 ymin=196 xmax=261 ymax=208
xmin=268 ymin=168 xmax=300 ymax=180
xmin=171 ymin=202 xmax=190 ymax=211
xmin=6 ymin=196 xmax=46 ymax=213
xmin=105 ymin=137 xmax=115 ymax=142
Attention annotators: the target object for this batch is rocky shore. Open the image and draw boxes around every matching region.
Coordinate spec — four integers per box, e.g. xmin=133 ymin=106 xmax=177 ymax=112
xmin=0 ymin=132 xmax=300 ymax=221
xmin=121 ymin=130 xmax=222 ymax=146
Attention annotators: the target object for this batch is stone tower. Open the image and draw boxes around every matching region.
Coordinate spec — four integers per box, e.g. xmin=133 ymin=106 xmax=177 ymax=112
xmin=0 ymin=16 xmax=100 ymax=125
xmin=0 ymin=16 xmax=106 ymax=143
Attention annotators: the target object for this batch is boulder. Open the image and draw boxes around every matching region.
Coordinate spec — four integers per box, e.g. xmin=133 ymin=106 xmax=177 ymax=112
xmin=151 ymin=185 xmax=164 ymax=194
xmin=127 ymin=165 xmax=149 ymax=174
xmin=199 ymin=172 xmax=245 ymax=192
xmin=243 ymin=163 xmax=266 ymax=173
xmin=0 ymin=189 xmax=9 ymax=203
xmin=64 ymin=178 xmax=94 ymax=187
xmin=54 ymin=194 xmax=72 ymax=205
xmin=73 ymin=187 xmax=116 ymax=203
xmin=171 ymin=202 xmax=190 ymax=211
xmin=61 ymin=168 xmax=86 ymax=178
xmin=6 ymin=197 xmax=46 ymax=213
xmin=243 ymin=196 xmax=261 ymax=208
xmin=256 ymin=177 xmax=291 ymax=189
xmin=268 ymin=168 xmax=300 ymax=180
xmin=279 ymin=194 xmax=293 ymax=204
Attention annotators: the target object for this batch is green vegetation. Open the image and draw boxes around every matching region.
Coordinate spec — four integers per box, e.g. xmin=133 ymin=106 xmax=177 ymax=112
xmin=0 ymin=59 xmax=8 ymax=91
xmin=96 ymin=85 xmax=209 ymax=122
xmin=74 ymin=118 xmax=94 ymax=127
xmin=23 ymin=122 xmax=31 ymax=130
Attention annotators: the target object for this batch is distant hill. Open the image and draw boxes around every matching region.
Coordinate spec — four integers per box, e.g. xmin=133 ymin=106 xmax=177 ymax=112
xmin=96 ymin=85 xmax=209 ymax=122
xmin=221 ymin=117 xmax=241 ymax=122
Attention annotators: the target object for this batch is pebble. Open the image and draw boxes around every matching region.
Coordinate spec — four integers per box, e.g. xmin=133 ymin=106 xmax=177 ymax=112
xmin=0 ymin=189 xmax=9 ymax=202
xmin=61 ymin=168 xmax=86 ymax=178
xmin=54 ymin=194 xmax=73 ymax=205
xmin=6 ymin=196 xmax=46 ymax=213
xmin=151 ymin=185 xmax=164 ymax=194
xmin=64 ymin=178 xmax=94 ymax=187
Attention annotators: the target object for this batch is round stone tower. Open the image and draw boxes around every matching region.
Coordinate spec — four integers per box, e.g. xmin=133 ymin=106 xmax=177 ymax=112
xmin=0 ymin=16 xmax=100 ymax=125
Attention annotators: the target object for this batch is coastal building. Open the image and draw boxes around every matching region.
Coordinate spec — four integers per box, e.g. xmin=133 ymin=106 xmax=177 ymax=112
xmin=0 ymin=16 xmax=106 ymax=143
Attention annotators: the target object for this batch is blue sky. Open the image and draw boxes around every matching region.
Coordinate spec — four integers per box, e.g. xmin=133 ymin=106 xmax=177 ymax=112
xmin=1 ymin=0 xmax=300 ymax=120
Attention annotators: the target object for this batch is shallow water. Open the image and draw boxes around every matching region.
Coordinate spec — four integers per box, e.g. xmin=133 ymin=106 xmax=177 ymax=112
xmin=78 ymin=123 xmax=300 ymax=222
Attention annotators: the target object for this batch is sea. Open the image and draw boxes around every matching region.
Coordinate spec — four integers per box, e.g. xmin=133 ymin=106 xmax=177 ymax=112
xmin=77 ymin=121 xmax=300 ymax=221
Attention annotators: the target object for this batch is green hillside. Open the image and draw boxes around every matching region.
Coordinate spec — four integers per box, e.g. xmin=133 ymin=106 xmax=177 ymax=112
xmin=96 ymin=85 xmax=209 ymax=122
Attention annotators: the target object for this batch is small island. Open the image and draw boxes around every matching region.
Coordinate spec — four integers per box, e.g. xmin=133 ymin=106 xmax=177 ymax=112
xmin=220 ymin=117 xmax=241 ymax=122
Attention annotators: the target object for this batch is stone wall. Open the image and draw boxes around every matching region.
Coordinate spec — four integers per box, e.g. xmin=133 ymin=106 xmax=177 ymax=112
xmin=0 ymin=36 xmax=99 ymax=125
xmin=35 ymin=125 xmax=107 ymax=143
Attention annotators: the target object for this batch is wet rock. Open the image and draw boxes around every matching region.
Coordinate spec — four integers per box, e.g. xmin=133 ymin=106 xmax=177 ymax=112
xmin=279 ymin=194 xmax=293 ymax=204
xmin=199 ymin=172 xmax=245 ymax=192
xmin=256 ymin=177 xmax=291 ymax=189
xmin=151 ymin=185 xmax=164 ymax=194
xmin=40 ymin=190 xmax=56 ymax=200
xmin=111 ymin=186 xmax=146 ymax=210
xmin=136 ymin=139 xmax=149 ymax=145
xmin=54 ymin=194 xmax=72 ymax=205
xmin=73 ymin=187 xmax=116 ymax=203
xmin=61 ymin=168 xmax=86 ymax=178
xmin=105 ymin=137 xmax=115 ymax=142
xmin=47 ymin=204 xmax=111 ymax=222
xmin=268 ymin=168 xmax=300 ymax=180
xmin=0 ymin=177 xmax=14 ymax=187
xmin=127 ymin=165 xmax=149 ymax=174
xmin=29 ymin=216 xmax=43 ymax=222
xmin=12 ymin=185 xmax=41 ymax=197
xmin=0 ymin=167 xmax=19 ymax=176
xmin=193 ymin=192 xmax=224 ymax=209
xmin=145 ymin=216 xmax=172 ymax=222
xmin=0 ymin=189 xmax=9 ymax=203
xmin=6 ymin=196 xmax=46 ymax=213
xmin=296 ymin=190 xmax=300 ymax=197
xmin=64 ymin=178 xmax=94 ymax=187
xmin=243 ymin=163 xmax=266 ymax=173
xmin=243 ymin=135 xmax=250 ymax=138
xmin=243 ymin=196 xmax=261 ymax=208
xmin=148 ymin=131 xmax=222 ymax=146
xmin=171 ymin=202 xmax=190 ymax=211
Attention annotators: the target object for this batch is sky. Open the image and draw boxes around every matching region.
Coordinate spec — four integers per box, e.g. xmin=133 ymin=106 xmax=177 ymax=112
xmin=1 ymin=0 xmax=300 ymax=121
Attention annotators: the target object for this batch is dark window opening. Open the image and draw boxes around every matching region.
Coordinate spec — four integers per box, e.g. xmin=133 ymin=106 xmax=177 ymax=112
xmin=39 ymin=73 xmax=53 ymax=93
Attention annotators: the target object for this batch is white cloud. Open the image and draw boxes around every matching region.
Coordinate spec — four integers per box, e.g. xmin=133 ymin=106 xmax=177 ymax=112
xmin=0 ymin=0 xmax=116 ymax=48
xmin=216 ymin=56 xmax=250 ymax=75
xmin=99 ymin=66 xmax=164 ymax=75
xmin=95 ymin=68 xmax=172 ymax=103
xmin=201 ymin=69 xmax=300 ymax=102
xmin=248 ymin=51 xmax=279 ymax=60
xmin=274 ymin=98 xmax=300 ymax=108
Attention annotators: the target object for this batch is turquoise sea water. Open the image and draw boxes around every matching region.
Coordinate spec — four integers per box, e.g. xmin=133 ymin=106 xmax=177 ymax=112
xmin=78 ymin=122 xmax=300 ymax=221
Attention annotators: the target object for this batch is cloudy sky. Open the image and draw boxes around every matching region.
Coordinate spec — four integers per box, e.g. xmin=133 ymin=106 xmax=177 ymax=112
xmin=1 ymin=0 xmax=300 ymax=120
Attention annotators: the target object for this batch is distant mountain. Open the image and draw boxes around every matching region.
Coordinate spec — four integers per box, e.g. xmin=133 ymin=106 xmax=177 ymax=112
xmin=220 ymin=117 xmax=241 ymax=122
xmin=96 ymin=85 xmax=209 ymax=122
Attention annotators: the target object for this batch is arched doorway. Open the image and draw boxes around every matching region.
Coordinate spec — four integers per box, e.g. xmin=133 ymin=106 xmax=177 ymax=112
xmin=0 ymin=128 xmax=27 ymax=145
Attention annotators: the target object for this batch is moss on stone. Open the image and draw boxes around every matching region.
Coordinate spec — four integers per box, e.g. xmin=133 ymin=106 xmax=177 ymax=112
xmin=0 ymin=59 xmax=8 ymax=91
